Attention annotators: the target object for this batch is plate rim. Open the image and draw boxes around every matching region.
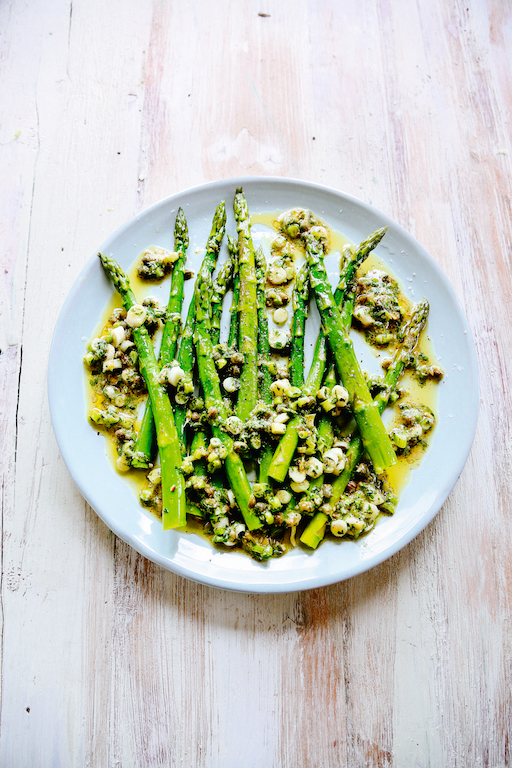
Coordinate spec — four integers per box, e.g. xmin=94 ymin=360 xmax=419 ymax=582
xmin=48 ymin=175 xmax=480 ymax=593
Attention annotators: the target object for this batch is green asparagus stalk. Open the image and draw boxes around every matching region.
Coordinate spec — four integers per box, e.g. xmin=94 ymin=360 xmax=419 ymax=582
xmin=195 ymin=333 xmax=262 ymax=531
xmin=307 ymin=240 xmax=365 ymax=432
xmin=234 ymin=188 xmax=259 ymax=421
xmin=267 ymin=292 xmax=337 ymax=484
xmin=227 ymin=234 xmax=240 ymax=349
xmin=301 ymin=221 xmax=396 ymax=474
xmin=293 ymin=283 xmax=352 ymax=537
xmin=255 ymin=247 xmax=273 ymax=404
xmin=132 ymin=208 xmax=188 ymax=466
xmin=302 ymin=247 xmax=358 ymax=456
xmin=290 ymin=262 xmax=310 ymax=388
xmin=185 ymin=202 xmax=227 ymax=473
xmin=268 ymin=228 xmax=387 ymax=483
xmin=255 ymin=247 xmax=273 ymax=482
xmin=193 ymin=250 xmax=262 ymax=531
xmin=159 ymin=210 xmax=190 ymax=365
xmin=334 ymin=298 xmax=430 ymax=501
xmin=299 ymin=513 xmax=328 ymax=550
xmin=314 ymin=366 xmax=337 ymax=451
xmin=211 ymin=245 xmax=235 ymax=347
xmin=307 ymin=227 xmax=388 ymax=390
xmin=300 ymin=299 xmax=429 ymax=548
xmin=174 ymin=201 xmax=226 ymax=447
xmin=98 ymin=253 xmax=186 ymax=529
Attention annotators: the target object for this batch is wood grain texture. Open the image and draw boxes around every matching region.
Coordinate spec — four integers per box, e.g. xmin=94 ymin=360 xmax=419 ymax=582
xmin=0 ymin=0 xmax=510 ymax=766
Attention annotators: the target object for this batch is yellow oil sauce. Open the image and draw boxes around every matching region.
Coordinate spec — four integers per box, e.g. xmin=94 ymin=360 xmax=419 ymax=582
xmin=251 ymin=210 xmax=280 ymax=231
xmin=251 ymin=211 xmax=351 ymax=260
xmin=329 ymin=228 xmax=353 ymax=254
xmin=251 ymin=210 xmax=307 ymax=265
xmin=354 ymin=253 xmax=440 ymax=495
xmin=83 ymin=367 xmax=149 ymax=491
xmin=105 ymin=426 xmax=148 ymax=495
xmin=384 ymin=341 xmax=440 ymax=495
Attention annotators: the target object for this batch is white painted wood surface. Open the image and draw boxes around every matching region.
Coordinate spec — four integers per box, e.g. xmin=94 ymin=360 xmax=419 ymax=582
xmin=1 ymin=0 xmax=510 ymax=765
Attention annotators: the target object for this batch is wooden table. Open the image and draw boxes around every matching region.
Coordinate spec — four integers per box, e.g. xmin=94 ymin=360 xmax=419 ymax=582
xmin=1 ymin=1 xmax=510 ymax=765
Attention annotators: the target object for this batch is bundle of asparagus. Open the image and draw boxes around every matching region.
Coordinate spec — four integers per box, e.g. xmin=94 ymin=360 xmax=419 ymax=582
xmin=85 ymin=190 xmax=441 ymax=561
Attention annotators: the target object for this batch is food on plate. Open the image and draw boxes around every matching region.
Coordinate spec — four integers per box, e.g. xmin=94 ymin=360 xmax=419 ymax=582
xmin=84 ymin=188 xmax=443 ymax=560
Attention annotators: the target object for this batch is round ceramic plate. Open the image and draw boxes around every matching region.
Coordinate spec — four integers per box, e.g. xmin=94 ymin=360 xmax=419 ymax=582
xmin=48 ymin=177 xmax=479 ymax=593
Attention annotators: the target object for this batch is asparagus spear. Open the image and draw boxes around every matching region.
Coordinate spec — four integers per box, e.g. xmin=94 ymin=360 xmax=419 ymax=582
xmin=183 ymin=202 xmax=227 ymax=473
xmin=268 ymin=228 xmax=387 ymax=483
xmin=290 ymin=262 xmax=310 ymax=388
xmin=295 ymin=247 xmax=360 ymax=497
xmin=193 ymin=246 xmax=262 ymax=531
xmin=98 ymin=253 xmax=186 ymax=529
xmin=211 ymin=245 xmax=235 ymax=347
xmin=195 ymin=334 xmax=262 ymax=531
xmin=159 ymin=210 xmax=189 ymax=366
xmin=132 ymin=208 xmax=188 ymax=467
xmin=267 ymin=292 xmax=337 ymax=484
xmin=234 ymin=188 xmax=259 ymax=421
xmin=255 ymin=247 xmax=273 ymax=403
xmin=334 ymin=298 xmax=430 ymax=500
xmin=299 ymin=230 xmax=370 ymax=391
xmin=174 ymin=201 xmax=226 ymax=447
xmin=283 ymin=211 xmax=396 ymax=474
xmin=255 ymin=246 xmax=273 ymax=483
xmin=291 ymin=259 xmax=357 ymax=530
xmin=300 ymin=299 xmax=429 ymax=548
xmin=227 ymin=234 xmax=240 ymax=349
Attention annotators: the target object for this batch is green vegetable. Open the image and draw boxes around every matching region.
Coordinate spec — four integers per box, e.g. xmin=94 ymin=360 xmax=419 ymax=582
xmin=227 ymin=234 xmax=240 ymax=349
xmin=290 ymin=262 xmax=310 ymax=388
xmin=193 ymin=243 xmax=262 ymax=532
xmin=300 ymin=299 xmax=430 ymax=548
xmin=132 ymin=207 xmax=188 ymax=467
xmin=187 ymin=203 xmax=227 ymax=465
xmin=255 ymin=246 xmax=273 ymax=482
xmin=98 ymin=252 xmax=186 ymax=529
xmin=297 ymin=214 xmax=396 ymax=474
xmin=211 ymin=240 xmax=235 ymax=347
xmin=174 ymin=201 xmax=226 ymax=447
xmin=234 ymin=187 xmax=259 ymax=421
xmin=335 ymin=297 xmax=430 ymax=502
xmin=268 ymin=227 xmax=387 ymax=483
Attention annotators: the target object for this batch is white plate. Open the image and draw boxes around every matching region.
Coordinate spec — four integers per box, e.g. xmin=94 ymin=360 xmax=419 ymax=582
xmin=48 ymin=177 xmax=479 ymax=593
